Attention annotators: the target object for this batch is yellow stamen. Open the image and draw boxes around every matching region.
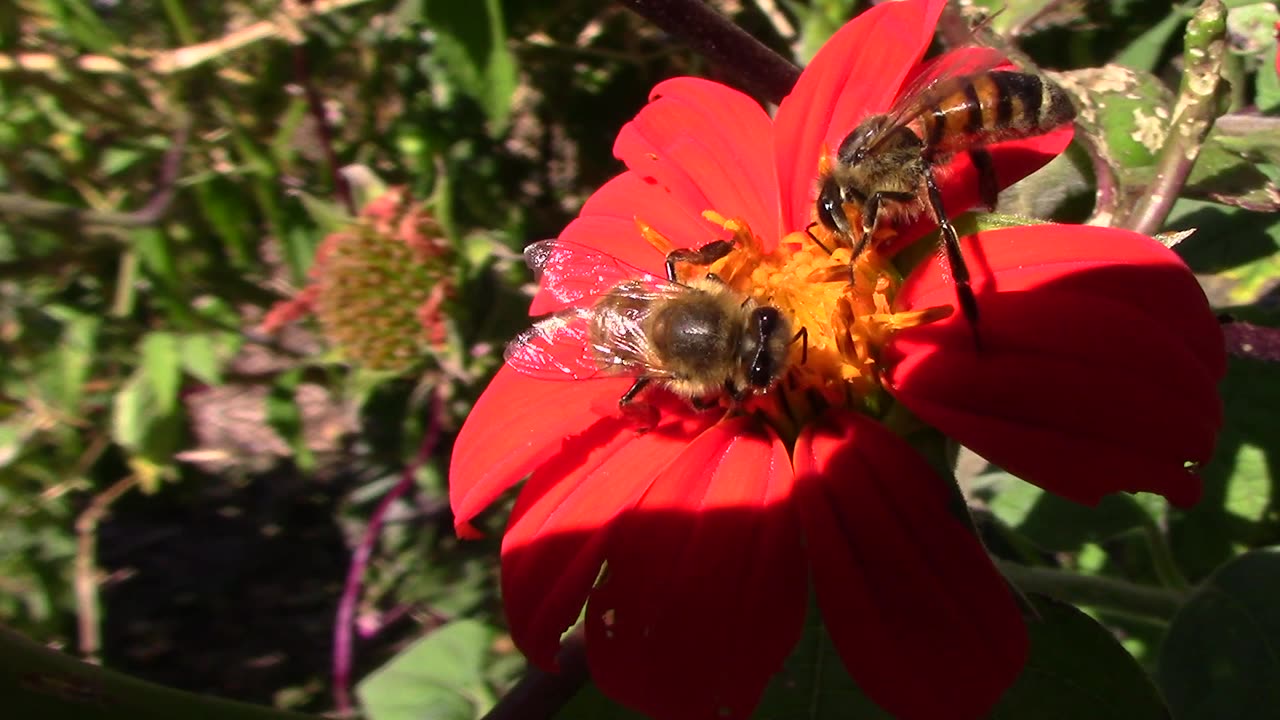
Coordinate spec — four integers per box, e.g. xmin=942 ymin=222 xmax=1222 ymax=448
xmin=641 ymin=211 xmax=950 ymax=436
xmin=636 ymin=218 xmax=677 ymax=256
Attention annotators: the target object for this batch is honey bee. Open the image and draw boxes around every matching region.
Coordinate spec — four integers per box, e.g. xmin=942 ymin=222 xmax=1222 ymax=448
xmin=815 ymin=49 xmax=1076 ymax=337
xmin=505 ymin=239 xmax=796 ymax=409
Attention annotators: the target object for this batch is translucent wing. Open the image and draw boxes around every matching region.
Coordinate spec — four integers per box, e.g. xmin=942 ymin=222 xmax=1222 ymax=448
xmin=504 ymin=285 xmax=681 ymax=382
xmin=525 ymin=238 xmax=669 ymax=308
xmin=846 ymin=47 xmax=1008 ymax=159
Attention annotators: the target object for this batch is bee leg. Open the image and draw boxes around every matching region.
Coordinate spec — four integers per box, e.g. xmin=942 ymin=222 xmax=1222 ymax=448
xmin=690 ymin=395 xmax=719 ymax=411
xmin=619 ymin=377 xmax=651 ymax=406
xmin=970 ymin=148 xmax=999 ymax=210
xmin=923 ymin=168 xmax=982 ymax=350
xmin=664 ymin=240 xmax=736 ymax=282
xmin=803 ymin=222 xmax=833 ymax=255
xmin=723 ymin=379 xmax=748 ymax=404
xmin=618 ymin=378 xmax=657 ymax=432
xmin=851 ymin=191 xmax=915 ymax=275
xmin=790 ymin=326 xmax=809 ymax=365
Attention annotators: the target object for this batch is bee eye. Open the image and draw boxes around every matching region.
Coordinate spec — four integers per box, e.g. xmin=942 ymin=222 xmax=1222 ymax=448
xmin=817 ymin=184 xmax=841 ymax=231
xmin=817 ymin=183 xmax=851 ymax=236
xmin=745 ymin=307 xmax=783 ymax=388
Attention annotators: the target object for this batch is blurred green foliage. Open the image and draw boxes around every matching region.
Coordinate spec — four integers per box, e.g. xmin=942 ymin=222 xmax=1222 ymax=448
xmin=2 ymin=0 xmax=1279 ymax=718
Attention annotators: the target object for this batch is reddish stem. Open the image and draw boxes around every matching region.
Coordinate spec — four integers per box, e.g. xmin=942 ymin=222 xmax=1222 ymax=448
xmin=293 ymin=0 xmax=356 ymax=214
xmin=332 ymin=389 xmax=443 ymax=713
xmin=615 ymin=0 xmax=799 ymax=104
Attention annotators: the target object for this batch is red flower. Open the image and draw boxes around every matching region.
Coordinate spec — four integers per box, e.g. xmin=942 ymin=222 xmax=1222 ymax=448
xmin=450 ymin=1 xmax=1224 ymax=718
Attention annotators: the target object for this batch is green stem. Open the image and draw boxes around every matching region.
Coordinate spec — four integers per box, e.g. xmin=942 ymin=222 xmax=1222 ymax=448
xmin=160 ymin=0 xmax=199 ymax=46
xmin=1121 ymin=0 xmax=1227 ymax=235
xmin=996 ymin=561 xmax=1187 ymax=623
xmin=1140 ymin=516 xmax=1192 ymax=591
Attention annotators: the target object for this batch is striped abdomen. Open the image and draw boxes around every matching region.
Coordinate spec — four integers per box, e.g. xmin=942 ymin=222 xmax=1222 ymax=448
xmin=910 ymin=71 xmax=1075 ymax=157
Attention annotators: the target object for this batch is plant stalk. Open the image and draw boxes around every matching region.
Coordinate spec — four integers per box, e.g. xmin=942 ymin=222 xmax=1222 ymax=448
xmin=1121 ymin=0 xmax=1227 ymax=235
xmin=996 ymin=561 xmax=1187 ymax=623
xmin=615 ymin=0 xmax=800 ymax=104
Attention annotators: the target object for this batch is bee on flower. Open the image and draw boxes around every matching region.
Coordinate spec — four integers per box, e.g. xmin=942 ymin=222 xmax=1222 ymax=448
xmin=449 ymin=1 xmax=1225 ymax=718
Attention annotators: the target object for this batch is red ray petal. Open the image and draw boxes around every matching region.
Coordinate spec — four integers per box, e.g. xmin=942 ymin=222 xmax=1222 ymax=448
xmin=884 ymin=290 xmax=1218 ymax=507
xmin=613 ymin=77 xmax=779 ymax=248
xmin=584 ymin=417 xmax=804 ymax=720
xmin=895 ymin=225 xmax=1226 ymax=381
xmin=774 ymin=0 xmax=947 ymax=232
xmin=580 ymin=171 xmax=722 ymax=251
xmin=793 ymin=411 xmax=1027 ymax=720
xmin=500 ymin=405 xmax=714 ymax=668
xmin=449 ymin=366 xmax=633 ymax=536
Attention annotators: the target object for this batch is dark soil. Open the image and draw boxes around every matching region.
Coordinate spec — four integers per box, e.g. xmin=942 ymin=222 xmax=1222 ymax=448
xmin=96 ymin=468 xmax=352 ymax=711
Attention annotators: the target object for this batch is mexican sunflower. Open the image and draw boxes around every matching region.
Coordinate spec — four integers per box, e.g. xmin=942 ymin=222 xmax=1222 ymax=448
xmin=450 ymin=0 xmax=1225 ymax=717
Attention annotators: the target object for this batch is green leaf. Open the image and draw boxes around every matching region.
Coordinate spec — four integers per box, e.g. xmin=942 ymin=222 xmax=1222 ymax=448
xmin=1054 ymin=65 xmax=1173 ymax=171
xmin=43 ymin=0 xmax=120 ymax=52
xmin=39 ymin=306 xmax=100 ymax=413
xmin=790 ymin=0 xmax=860 ymax=63
xmin=266 ymin=370 xmax=314 ymax=473
xmin=140 ymin=332 xmax=181 ymax=418
xmin=418 ymin=0 xmax=518 ymax=133
xmin=132 ymin=228 xmax=179 ymax=291
xmin=356 ymin=619 xmax=499 ymax=720
xmin=110 ymin=368 xmax=184 ymax=485
xmin=991 ymin=597 xmax=1171 ymax=719
xmin=1113 ymin=7 xmax=1192 ymax=72
xmin=179 ymin=333 xmax=233 ymax=386
xmin=1258 ymin=47 xmax=1280 ymax=111
xmin=193 ymin=179 xmax=253 ymax=269
xmin=1167 ymin=199 xmax=1280 ymax=304
xmin=110 ymin=373 xmax=150 ymax=453
xmin=1183 ymin=130 xmax=1280 ymax=212
xmin=0 ymin=626 xmax=321 ymax=720
xmin=979 ymin=472 xmax=1156 ymax=552
xmin=1158 ymin=548 xmax=1280 ymax=719
xmin=1225 ymin=3 xmax=1280 ymax=57
xmin=1173 ymin=351 xmax=1280 ymax=578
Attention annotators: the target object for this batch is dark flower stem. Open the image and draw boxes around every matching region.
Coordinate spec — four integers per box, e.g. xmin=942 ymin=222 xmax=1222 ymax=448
xmin=996 ymin=561 xmax=1187 ymax=623
xmin=615 ymin=0 xmax=800 ymax=104
xmin=1077 ymin=131 xmax=1122 ymax=226
xmin=482 ymin=627 xmax=589 ymax=720
xmin=1223 ymin=319 xmax=1280 ymax=361
xmin=1121 ymin=0 xmax=1226 ymax=235
xmin=0 ymin=121 xmax=187 ymax=233
xmin=294 ymin=0 xmax=356 ymax=215
xmin=332 ymin=388 xmax=443 ymax=713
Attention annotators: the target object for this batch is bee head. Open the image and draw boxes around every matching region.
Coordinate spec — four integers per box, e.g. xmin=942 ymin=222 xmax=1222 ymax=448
xmin=741 ymin=306 xmax=791 ymax=391
xmin=816 ymin=179 xmax=853 ymax=239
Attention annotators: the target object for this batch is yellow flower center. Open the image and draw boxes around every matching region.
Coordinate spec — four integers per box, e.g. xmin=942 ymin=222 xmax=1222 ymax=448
xmin=637 ymin=211 xmax=949 ymax=440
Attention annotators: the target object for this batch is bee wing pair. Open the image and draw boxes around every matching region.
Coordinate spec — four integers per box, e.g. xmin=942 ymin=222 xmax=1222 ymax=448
xmin=505 ymin=239 xmax=682 ymax=382
xmin=838 ymin=46 xmax=1007 ymax=161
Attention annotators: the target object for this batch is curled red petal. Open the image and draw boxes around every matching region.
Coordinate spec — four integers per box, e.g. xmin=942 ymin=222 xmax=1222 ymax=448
xmin=895 ymin=225 xmax=1226 ymax=382
xmin=884 ymin=290 xmax=1218 ymax=507
xmin=449 ymin=366 xmax=633 ymax=536
xmin=501 ymin=405 xmax=714 ymax=668
xmin=584 ymin=417 xmax=804 ymax=720
xmin=793 ymin=411 xmax=1027 ymax=720
xmin=613 ymin=77 xmax=779 ymax=248
xmin=774 ymin=0 xmax=947 ymax=231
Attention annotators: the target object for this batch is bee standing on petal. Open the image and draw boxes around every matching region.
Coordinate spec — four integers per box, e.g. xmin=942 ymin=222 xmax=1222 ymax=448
xmin=815 ymin=46 xmax=1076 ymax=341
xmin=505 ymin=239 xmax=798 ymax=412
